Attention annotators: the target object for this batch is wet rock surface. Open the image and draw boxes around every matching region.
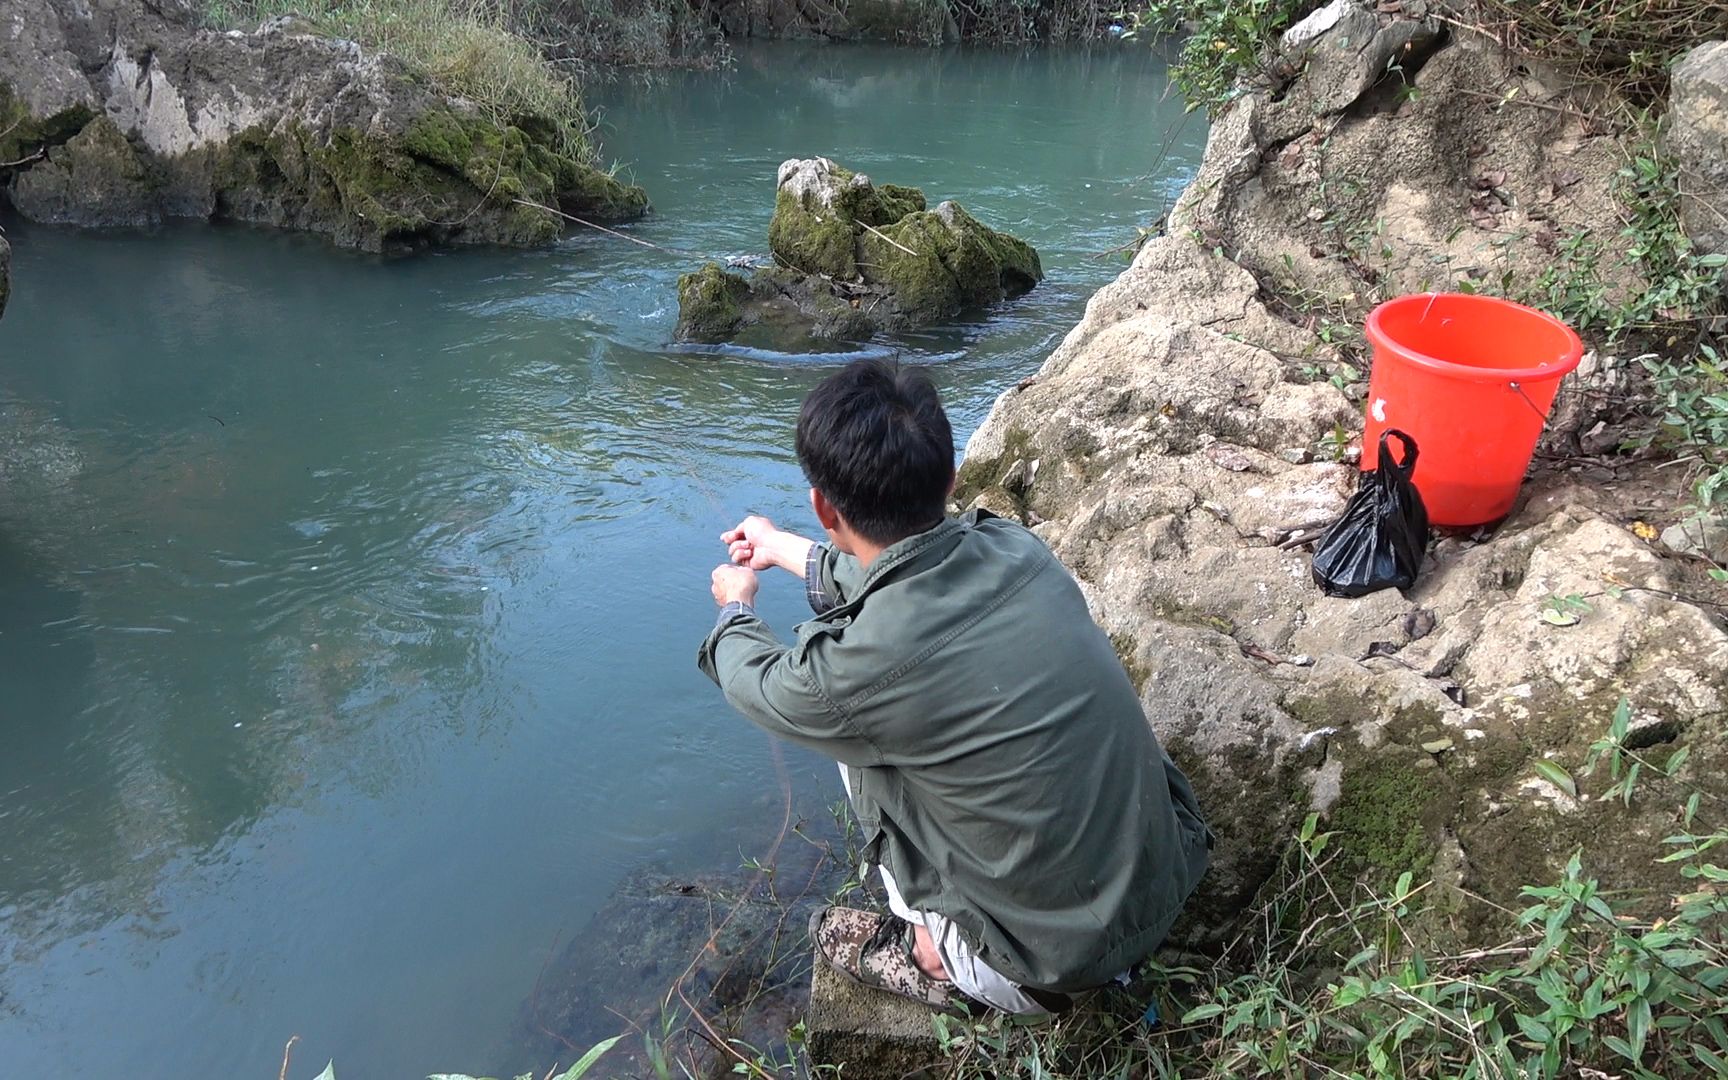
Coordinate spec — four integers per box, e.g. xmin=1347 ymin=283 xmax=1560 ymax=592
xmin=957 ymin=3 xmax=1728 ymax=951
xmin=675 ymin=157 xmax=1041 ymax=346
xmin=517 ymin=835 xmax=849 ymax=1078
xmin=0 ymin=0 xmax=647 ymax=251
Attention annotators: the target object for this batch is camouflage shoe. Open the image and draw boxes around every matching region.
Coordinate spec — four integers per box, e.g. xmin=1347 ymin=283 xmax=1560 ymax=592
xmin=810 ymin=905 xmax=959 ymax=1010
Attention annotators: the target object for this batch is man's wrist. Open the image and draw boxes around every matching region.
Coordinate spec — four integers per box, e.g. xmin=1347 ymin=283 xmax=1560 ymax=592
xmin=767 ymin=531 xmax=816 ymax=578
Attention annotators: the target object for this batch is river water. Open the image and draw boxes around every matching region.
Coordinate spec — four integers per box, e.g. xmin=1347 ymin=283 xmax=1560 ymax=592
xmin=0 ymin=42 xmax=1201 ymax=1078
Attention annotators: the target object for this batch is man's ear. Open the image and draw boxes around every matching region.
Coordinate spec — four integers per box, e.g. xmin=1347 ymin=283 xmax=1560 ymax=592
xmin=811 ymin=487 xmax=842 ymax=531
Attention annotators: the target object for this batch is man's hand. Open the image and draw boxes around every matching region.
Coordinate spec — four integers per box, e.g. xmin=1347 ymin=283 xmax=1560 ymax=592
xmin=722 ymin=515 xmax=816 ymax=579
xmin=711 ymin=565 xmax=760 ymax=608
xmin=722 ymin=515 xmax=783 ymax=571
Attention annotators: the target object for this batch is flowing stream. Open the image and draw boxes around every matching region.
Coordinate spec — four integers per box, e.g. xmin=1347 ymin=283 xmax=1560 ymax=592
xmin=0 ymin=41 xmax=1202 ymax=1077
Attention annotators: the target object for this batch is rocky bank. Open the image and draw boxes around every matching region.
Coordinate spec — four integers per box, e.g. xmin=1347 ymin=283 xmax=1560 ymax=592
xmin=0 ymin=0 xmax=647 ymax=252
xmin=957 ymin=5 xmax=1728 ymax=948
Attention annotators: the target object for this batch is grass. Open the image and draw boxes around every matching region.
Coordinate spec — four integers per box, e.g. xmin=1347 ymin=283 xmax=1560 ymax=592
xmin=201 ymin=0 xmax=598 ymax=161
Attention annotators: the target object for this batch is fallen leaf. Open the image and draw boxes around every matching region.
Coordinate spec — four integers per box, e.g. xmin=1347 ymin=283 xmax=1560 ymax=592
xmin=1632 ymin=520 xmax=1658 ymax=541
xmin=1532 ymin=759 xmax=1578 ymax=797
xmin=1541 ymin=608 xmax=1580 ymax=626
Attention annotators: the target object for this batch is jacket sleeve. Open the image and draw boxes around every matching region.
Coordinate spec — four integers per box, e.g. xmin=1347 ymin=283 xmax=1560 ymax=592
xmin=697 ymin=610 xmax=881 ymax=766
xmin=805 ymin=543 xmax=868 ymax=616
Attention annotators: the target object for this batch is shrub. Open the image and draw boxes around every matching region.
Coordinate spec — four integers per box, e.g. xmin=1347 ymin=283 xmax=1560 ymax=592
xmin=1120 ymin=0 xmax=1315 ymax=112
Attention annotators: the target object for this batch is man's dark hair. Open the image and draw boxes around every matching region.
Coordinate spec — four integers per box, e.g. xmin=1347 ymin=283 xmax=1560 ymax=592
xmin=796 ymin=359 xmax=955 ymax=546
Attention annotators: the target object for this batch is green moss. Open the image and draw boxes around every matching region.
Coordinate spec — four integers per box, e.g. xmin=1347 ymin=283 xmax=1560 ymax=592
xmin=1332 ymin=756 xmax=1448 ymax=883
xmin=1148 ymin=596 xmax=1237 ymax=637
xmin=859 ymin=203 xmax=1044 ymax=321
xmin=859 ymin=210 xmax=964 ymax=317
xmin=1284 ymin=687 xmax=1372 ymax=731
xmin=869 ymin=182 xmax=927 ymax=223
xmin=0 ymin=82 xmax=95 ymax=171
xmin=676 ymin=263 xmax=750 ymax=341
xmin=768 ymin=187 xmax=862 ymax=278
xmin=953 ymin=424 xmax=1034 ymax=508
xmin=1110 ymin=632 xmax=1151 ymax=693
xmin=401 ymin=108 xmax=477 ymax=171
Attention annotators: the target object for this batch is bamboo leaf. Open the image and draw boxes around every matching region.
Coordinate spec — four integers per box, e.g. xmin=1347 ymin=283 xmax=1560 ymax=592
xmin=553 ymin=1036 xmax=623 ymax=1080
xmin=1533 ymin=759 xmax=1578 ymax=797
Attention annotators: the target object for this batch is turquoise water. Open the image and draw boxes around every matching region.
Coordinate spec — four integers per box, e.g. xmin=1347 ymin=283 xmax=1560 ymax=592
xmin=0 ymin=41 xmax=1202 ymax=1077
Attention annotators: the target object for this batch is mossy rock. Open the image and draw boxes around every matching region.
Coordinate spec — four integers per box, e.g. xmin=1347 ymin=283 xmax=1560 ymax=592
xmin=686 ymin=157 xmax=1039 ymax=346
xmin=9 ymin=115 xmax=160 ymax=226
xmin=859 ymin=201 xmax=1042 ymax=324
xmin=203 ymin=104 xmax=646 ymax=252
xmin=767 ymin=158 xmax=932 ymax=278
xmin=0 ymin=81 xmax=94 ymax=174
xmin=676 ymin=263 xmax=750 ymax=341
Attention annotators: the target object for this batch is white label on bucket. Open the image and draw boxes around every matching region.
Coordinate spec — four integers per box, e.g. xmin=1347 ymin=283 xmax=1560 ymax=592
xmin=1372 ymin=398 xmax=1387 ymax=422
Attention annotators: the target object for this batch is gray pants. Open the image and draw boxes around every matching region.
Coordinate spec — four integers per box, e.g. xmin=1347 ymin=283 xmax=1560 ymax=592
xmin=837 ymin=765 xmax=1049 ymax=1015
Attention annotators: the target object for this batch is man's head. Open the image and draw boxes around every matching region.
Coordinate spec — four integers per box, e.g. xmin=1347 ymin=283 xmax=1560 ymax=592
xmin=796 ymin=359 xmax=955 ymax=552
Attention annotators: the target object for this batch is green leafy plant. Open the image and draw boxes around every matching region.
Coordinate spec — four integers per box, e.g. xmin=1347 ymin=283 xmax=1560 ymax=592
xmin=1118 ymin=0 xmax=1316 ymax=113
xmin=308 ymin=1035 xmax=620 ymax=1080
xmin=1641 ymin=343 xmax=1728 ymax=510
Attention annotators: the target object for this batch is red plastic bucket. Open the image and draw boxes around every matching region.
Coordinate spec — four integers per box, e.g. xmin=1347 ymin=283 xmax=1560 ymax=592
xmin=1362 ymin=293 xmax=1583 ymax=527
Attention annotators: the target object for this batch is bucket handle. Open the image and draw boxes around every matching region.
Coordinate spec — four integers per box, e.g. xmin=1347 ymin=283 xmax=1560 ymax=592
xmin=1508 ymin=381 xmax=1552 ymax=423
xmin=1378 ymin=429 xmax=1418 ymax=478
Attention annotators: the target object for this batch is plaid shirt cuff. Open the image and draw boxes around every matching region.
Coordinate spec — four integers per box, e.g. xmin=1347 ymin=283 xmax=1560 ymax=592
xmin=715 ymin=600 xmax=756 ymax=629
xmin=805 ymin=543 xmax=836 ymax=615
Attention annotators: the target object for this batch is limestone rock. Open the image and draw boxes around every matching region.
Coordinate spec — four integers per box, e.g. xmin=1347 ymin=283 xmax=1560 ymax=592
xmin=1175 ymin=5 xmax=1631 ymax=345
xmin=959 ymin=228 xmax=1728 ymax=949
xmin=1666 ymin=41 xmax=1728 ymax=257
xmin=676 ymin=157 xmax=1041 ymax=345
xmin=1661 ymin=513 xmax=1728 ymax=563
xmin=10 ymin=116 xmax=158 ymax=226
xmin=0 ymin=0 xmax=648 ymax=251
xmin=806 ymin=955 xmax=943 ymax=1080
xmin=676 ymin=262 xmax=750 ymax=342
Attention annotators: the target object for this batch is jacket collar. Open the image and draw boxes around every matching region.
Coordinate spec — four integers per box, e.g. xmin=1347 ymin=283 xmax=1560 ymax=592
xmin=849 ymin=511 xmax=989 ymax=599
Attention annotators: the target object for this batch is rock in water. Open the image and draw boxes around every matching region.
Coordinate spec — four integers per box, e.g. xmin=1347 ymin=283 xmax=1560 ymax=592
xmin=0 ymin=0 xmax=648 ymax=251
xmin=675 ymin=157 xmax=1041 ymax=345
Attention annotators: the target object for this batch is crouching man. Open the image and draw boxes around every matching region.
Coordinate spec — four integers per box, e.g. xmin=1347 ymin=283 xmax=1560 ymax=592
xmin=697 ymin=359 xmax=1211 ymax=1015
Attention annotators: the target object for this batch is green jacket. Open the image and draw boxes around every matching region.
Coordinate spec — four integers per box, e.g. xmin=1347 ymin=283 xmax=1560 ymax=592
xmin=697 ymin=511 xmax=1211 ymax=992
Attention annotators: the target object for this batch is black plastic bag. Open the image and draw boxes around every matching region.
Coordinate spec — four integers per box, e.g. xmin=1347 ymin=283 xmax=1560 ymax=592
xmin=1311 ymin=429 xmax=1430 ymax=598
